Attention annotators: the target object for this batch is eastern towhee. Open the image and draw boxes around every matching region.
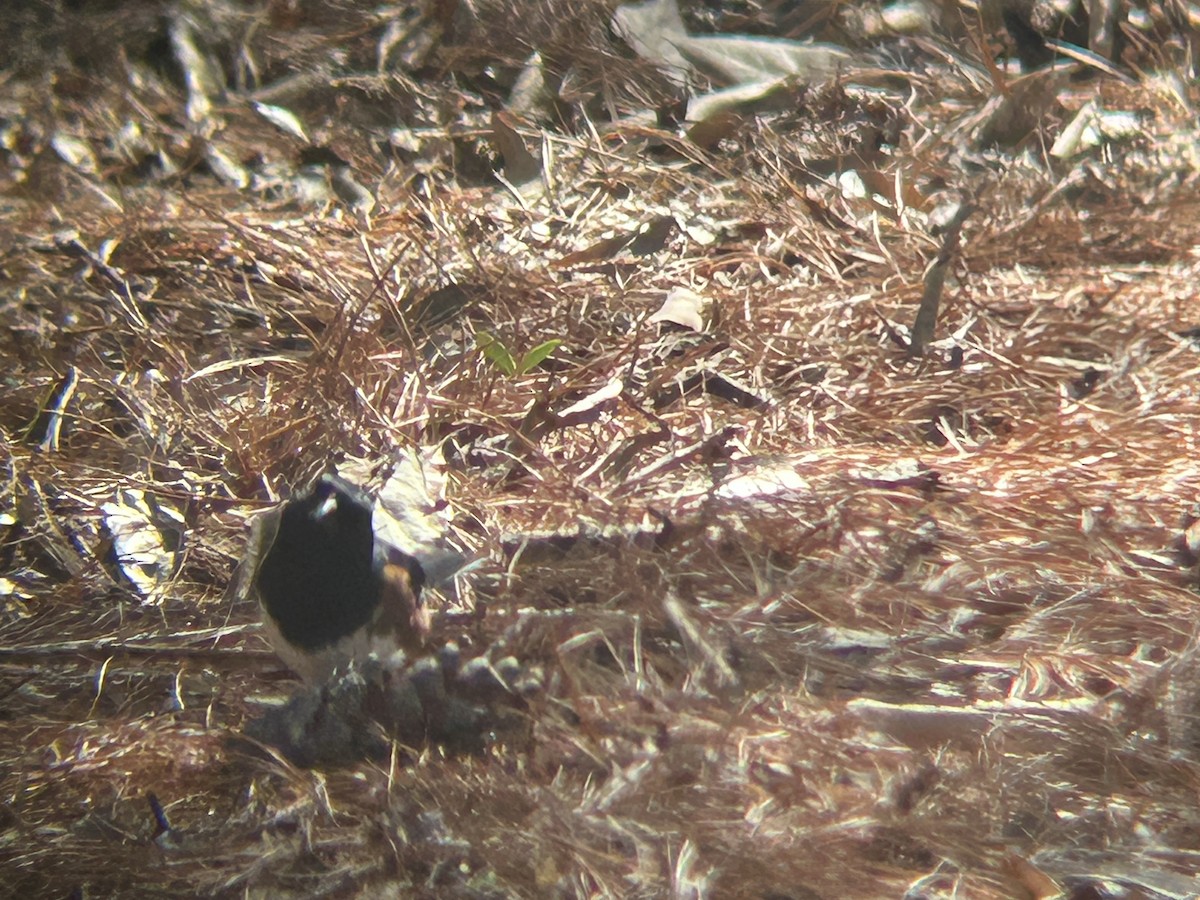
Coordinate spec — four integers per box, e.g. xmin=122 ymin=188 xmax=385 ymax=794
xmin=245 ymin=473 xmax=431 ymax=684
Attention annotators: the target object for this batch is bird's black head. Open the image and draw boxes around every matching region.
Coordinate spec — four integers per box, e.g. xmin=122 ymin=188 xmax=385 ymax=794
xmin=256 ymin=473 xmax=383 ymax=651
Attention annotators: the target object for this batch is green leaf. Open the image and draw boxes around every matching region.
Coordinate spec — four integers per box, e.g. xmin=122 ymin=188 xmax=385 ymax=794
xmin=517 ymin=339 xmax=562 ymax=374
xmin=476 ymin=332 xmax=517 ymax=375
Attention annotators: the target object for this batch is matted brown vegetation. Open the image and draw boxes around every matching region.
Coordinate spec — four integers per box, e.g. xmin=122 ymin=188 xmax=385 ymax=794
xmin=3 ymin=1 xmax=1200 ymax=897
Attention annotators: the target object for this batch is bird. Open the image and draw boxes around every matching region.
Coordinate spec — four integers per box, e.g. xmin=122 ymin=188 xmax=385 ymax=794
xmin=243 ymin=472 xmax=431 ymax=684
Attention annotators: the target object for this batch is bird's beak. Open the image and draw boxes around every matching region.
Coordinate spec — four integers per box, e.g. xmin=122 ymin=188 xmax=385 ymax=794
xmin=312 ymin=493 xmax=338 ymax=521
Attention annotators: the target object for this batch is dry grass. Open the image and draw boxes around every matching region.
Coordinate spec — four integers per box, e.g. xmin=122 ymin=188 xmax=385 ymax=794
xmin=3 ymin=1 xmax=1200 ymax=897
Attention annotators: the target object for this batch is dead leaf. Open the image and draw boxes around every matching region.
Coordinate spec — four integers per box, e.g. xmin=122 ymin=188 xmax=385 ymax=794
xmin=686 ymin=79 xmax=798 ymax=148
xmin=346 ymin=449 xmax=466 ymax=586
xmin=252 ymin=101 xmax=309 ymax=142
xmin=168 ymin=13 xmax=223 ymax=124
xmin=508 ymin=51 xmax=554 ymax=120
xmin=556 ymin=378 xmax=624 ymax=425
xmin=556 ymin=216 xmax=674 ymax=267
xmin=676 ymin=35 xmax=850 ymax=87
xmin=972 ymin=70 xmax=1063 ymax=149
xmin=611 ymin=0 xmax=690 ymax=84
xmin=203 ymin=144 xmax=249 ymax=189
xmin=101 ymin=489 xmax=183 ymax=604
xmin=50 ymin=134 xmax=98 ymax=175
xmin=1051 ymin=101 xmax=1143 ymax=158
xmin=491 ymin=111 xmax=542 ymax=193
xmin=648 ymin=287 xmax=707 ymax=331
xmin=1002 ymin=852 xmax=1062 ymax=900
xmin=330 ymin=166 xmax=376 ymax=217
